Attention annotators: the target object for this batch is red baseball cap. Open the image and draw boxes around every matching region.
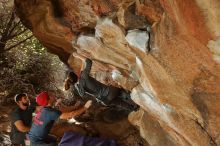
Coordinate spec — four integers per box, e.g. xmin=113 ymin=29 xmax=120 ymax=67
xmin=36 ymin=91 xmax=49 ymax=106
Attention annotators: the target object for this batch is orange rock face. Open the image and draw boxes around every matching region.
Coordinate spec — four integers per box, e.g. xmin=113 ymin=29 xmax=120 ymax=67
xmin=15 ymin=0 xmax=220 ymax=145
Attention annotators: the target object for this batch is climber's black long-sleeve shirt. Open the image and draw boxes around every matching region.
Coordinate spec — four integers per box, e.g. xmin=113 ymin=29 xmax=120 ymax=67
xmin=73 ymin=59 xmax=137 ymax=110
xmin=76 ymin=59 xmax=122 ymax=104
xmin=76 ymin=59 xmax=111 ymax=101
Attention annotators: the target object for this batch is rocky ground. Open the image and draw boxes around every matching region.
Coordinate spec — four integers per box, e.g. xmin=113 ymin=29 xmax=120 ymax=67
xmin=0 ymin=104 xmax=14 ymax=145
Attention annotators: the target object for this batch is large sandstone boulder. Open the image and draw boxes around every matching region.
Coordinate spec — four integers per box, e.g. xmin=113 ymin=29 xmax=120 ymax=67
xmin=14 ymin=0 xmax=220 ymax=145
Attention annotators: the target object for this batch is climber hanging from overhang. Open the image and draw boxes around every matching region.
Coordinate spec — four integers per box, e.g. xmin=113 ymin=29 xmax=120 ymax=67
xmin=64 ymin=55 xmax=139 ymax=111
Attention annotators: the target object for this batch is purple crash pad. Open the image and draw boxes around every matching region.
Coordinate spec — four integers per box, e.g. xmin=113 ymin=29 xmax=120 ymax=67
xmin=59 ymin=132 xmax=116 ymax=146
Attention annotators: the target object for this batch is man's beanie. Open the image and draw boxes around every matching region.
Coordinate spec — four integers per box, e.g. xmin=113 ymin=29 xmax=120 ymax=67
xmin=36 ymin=91 xmax=49 ymax=106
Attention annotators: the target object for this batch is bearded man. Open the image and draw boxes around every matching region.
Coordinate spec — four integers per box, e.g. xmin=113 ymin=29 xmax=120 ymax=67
xmin=10 ymin=93 xmax=38 ymax=146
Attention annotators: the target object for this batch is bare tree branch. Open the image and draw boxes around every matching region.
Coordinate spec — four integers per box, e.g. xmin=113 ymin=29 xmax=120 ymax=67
xmin=0 ymin=11 xmax=10 ymax=30
xmin=4 ymin=35 xmax=33 ymax=52
xmin=0 ymin=41 xmax=6 ymax=44
xmin=8 ymin=28 xmax=28 ymax=40
xmin=0 ymin=15 xmax=6 ymax=30
xmin=3 ymin=11 xmax=15 ymax=36
xmin=7 ymin=20 xmax=22 ymax=37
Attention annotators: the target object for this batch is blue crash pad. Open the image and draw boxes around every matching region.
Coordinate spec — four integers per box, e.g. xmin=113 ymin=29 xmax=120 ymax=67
xmin=59 ymin=132 xmax=116 ymax=146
